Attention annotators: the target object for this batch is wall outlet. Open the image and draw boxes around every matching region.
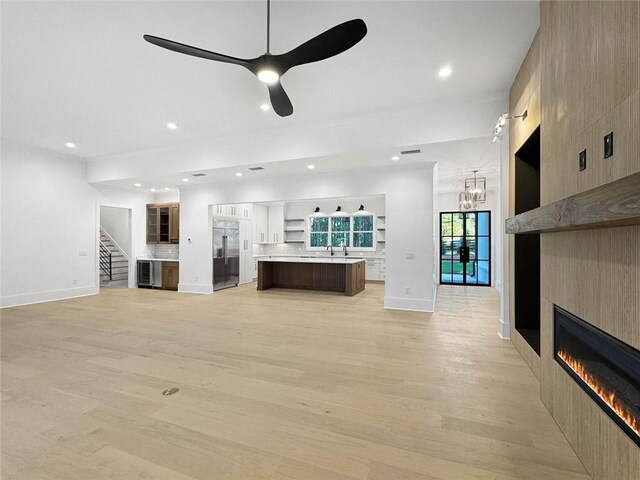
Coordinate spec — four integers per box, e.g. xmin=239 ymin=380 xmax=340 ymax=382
xmin=405 ymin=287 xmax=411 ymax=295
xmin=79 ymin=250 xmax=87 ymax=256
xmin=579 ymin=149 xmax=587 ymax=171
xmin=405 ymin=252 xmax=415 ymax=260
xmin=604 ymin=131 xmax=613 ymax=158
xmin=195 ymin=276 xmax=199 ymax=282
xmin=72 ymin=279 xmax=77 ymax=285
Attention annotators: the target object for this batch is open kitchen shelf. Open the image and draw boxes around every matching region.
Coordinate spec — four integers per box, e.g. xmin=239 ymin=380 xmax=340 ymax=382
xmin=506 ymin=172 xmax=640 ymax=235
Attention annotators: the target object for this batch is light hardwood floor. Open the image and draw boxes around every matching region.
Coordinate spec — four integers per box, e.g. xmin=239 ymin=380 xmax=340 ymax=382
xmin=1 ymin=284 xmax=590 ymax=480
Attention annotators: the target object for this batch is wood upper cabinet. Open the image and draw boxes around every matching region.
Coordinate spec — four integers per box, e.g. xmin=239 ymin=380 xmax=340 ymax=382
xmin=170 ymin=204 xmax=180 ymax=243
xmin=147 ymin=203 xmax=179 ymax=244
xmin=161 ymin=261 xmax=179 ymax=291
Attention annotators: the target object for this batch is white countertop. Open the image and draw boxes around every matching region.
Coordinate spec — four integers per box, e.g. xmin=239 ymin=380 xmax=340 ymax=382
xmin=254 ymin=254 xmax=384 ymax=260
xmin=258 ymin=256 xmax=365 ymax=265
xmin=136 ymin=258 xmax=179 ymax=262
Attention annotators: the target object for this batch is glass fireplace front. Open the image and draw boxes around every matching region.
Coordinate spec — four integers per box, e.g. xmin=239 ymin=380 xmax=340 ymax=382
xmin=554 ymin=306 xmax=640 ymax=446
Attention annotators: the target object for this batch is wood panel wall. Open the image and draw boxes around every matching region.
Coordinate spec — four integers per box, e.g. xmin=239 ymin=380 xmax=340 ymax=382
xmin=509 ymin=32 xmax=542 ymax=378
xmin=510 ymin=2 xmax=640 ymax=479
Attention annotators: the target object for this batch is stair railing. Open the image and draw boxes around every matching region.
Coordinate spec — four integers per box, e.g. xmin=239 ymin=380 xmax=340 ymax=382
xmin=99 ymin=226 xmax=129 ymax=260
xmin=99 ymin=242 xmax=112 ymax=280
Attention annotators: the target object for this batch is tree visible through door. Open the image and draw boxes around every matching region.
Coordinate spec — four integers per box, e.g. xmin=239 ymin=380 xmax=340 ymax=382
xmin=440 ymin=211 xmax=490 ymax=286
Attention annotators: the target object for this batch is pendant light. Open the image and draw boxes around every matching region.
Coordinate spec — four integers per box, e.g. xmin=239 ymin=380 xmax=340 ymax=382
xmin=353 ymin=204 xmax=372 ymax=216
xmin=310 ymin=206 xmax=326 ymax=217
xmin=458 ymin=191 xmax=476 ymax=212
xmin=464 ymin=170 xmax=486 ymax=203
xmin=331 ymin=205 xmax=347 ymax=216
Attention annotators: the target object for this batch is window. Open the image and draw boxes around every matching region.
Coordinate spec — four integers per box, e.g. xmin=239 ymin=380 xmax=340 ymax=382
xmin=309 ymin=216 xmax=328 ymax=247
xmin=331 ymin=216 xmax=351 ymax=247
xmin=353 ymin=215 xmax=374 ymax=248
xmin=307 ymin=214 xmax=376 ymax=251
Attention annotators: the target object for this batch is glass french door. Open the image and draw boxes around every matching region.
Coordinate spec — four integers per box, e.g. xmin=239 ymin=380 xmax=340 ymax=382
xmin=440 ymin=211 xmax=491 ymax=286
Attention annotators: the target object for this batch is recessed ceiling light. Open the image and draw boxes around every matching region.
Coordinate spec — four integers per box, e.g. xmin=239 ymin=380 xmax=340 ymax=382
xmin=260 ymin=103 xmax=271 ymax=112
xmin=166 ymin=122 xmax=178 ymax=130
xmin=391 ymin=155 xmax=400 ymax=161
xmin=134 ymin=183 xmax=142 ymax=187
xmin=65 ymin=142 xmax=76 ymax=149
xmin=438 ymin=65 xmax=453 ymax=78
xmin=163 ymin=187 xmax=170 ymax=191
xmin=150 ymin=188 xmax=156 ymax=192
xmin=307 ymin=164 xmax=315 ymax=170
xmin=235 ymin=172 xmax=243 ymax=177
xmin=181 ymin=178 xmax=189 ymax=182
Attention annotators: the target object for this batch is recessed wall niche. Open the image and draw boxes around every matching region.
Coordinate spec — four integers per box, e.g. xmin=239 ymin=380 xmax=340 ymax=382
xmin=514 ymin=126 xmax=541 ymax=355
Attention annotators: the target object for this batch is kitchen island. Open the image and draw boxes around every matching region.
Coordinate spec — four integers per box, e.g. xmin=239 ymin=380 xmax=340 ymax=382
xmin=257 ymin=257 xmax=366 ymax=296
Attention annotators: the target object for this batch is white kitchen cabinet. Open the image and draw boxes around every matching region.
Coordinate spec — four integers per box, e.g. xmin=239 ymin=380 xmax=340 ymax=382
xmin=365 ymin=258 xmax=386 ymax=281
xmin=267 ymin=206 xmax=284 ymax=244
xmin=240 ymin=252 xmax=255 ymax=284
xmin=254 ymin=204 xmax=268 ymax=243
xmin=241 ymin=252 xmax=257 ymax=283
xmin=239 ymin=219 xmax=255 ymax=284
xmin=365 ymin=259 xmax=379 ymax=281
xmin=213 ymin=204 xmax=239 ymax=217
xmin=238 ymin=203 xmax=253 ymax=219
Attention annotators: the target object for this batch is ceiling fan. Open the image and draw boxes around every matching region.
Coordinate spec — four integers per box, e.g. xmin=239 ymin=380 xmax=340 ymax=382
xmin=143 ymin=0 xmax=367 ymax=117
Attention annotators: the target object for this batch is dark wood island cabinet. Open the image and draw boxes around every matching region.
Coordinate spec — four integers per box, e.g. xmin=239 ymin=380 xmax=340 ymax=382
xmin=257 ymin=258 xmax=365 ymax=296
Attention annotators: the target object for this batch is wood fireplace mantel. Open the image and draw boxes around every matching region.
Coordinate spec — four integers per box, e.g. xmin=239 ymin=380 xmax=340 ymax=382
xmin=506 ymin=172 xmax=640 ymax=234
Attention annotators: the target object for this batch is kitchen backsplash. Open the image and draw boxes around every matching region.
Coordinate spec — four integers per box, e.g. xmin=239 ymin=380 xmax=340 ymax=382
xmin=151 ymin=244 xmax=179 ymax=259
xmin=253 ymin=243 xmax=385 ymax=258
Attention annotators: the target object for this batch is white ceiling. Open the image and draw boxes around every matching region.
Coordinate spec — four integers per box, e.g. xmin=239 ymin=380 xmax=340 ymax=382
xmin=2 ymin=0 xmax=539 ymax=159
xmin=98 ymin=136 xmax=500 ymax=193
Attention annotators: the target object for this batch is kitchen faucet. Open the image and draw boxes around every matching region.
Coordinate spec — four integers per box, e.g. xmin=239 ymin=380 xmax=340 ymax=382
xmin=327 ymin=245 xmax=334 ymax=256
xmin=343 ymin=244 xmax=348 ymax=256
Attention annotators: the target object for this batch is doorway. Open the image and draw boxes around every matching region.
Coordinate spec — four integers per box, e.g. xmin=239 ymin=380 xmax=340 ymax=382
xmin=440 ymin=211 xmax=491 ymax=286
xmin=99 ymin=206 xmax=132 ymax=289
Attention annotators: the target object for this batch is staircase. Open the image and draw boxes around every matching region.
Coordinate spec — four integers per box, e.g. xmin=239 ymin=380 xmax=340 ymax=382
xmin=100 ymin=229 xmax=129 ymax=288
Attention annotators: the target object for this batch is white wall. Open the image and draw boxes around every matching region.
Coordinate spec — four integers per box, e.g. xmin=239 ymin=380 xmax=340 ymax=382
xmin=1 ymin=141 xmax=154 ymax=307
xmin=282 ymin=195 xmax=386 ymax=253
xmin=498 ymin=133 xmax=510 ymax=338
xmin=100 ymin=206 xmax=130 ymax=255
xmin=154 ymin=191 xmax=180 ymax=203
xmin=437 ymin=188 xmax=501 ymax=288
xmin=179 ymin=164 xmax=437 ymax=312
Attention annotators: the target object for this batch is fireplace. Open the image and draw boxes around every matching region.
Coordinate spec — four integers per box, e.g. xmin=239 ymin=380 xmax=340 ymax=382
xmin=554 ymin=306 xmax=640 ymax=446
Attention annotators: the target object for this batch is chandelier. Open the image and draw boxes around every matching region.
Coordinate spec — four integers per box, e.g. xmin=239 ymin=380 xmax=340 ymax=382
xmin=458 ymin=191 xmax=476 ymax=212
xmin=464 ymin=170 xmax=486 ymax=203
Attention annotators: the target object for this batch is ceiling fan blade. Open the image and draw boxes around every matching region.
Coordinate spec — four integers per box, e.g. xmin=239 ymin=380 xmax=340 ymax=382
xmin=143 ymin=35 xmax=253 ymax=69
xmin=267 ymin=81 xmax=293 ymax=117
xmin=276 ymin=19 xmax=367 ymax=73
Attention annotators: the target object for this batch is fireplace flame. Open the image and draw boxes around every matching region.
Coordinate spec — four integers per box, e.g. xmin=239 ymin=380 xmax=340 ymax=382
xmin=558 ymin=350 xmax=639 ymax=438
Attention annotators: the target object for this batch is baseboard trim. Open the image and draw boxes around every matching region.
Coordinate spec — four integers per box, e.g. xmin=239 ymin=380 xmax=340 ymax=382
xmin=432 ymin=284 xmax=438 ymax=310
xmin=498 ymin=318 xmax=510 ymax=339
xmin=384 ymin=296 xmax=434 ymax=313
xmin=178 ymin=283 xmax=213 ymax=294
xmin=0 ymin=285 xmax=99 ymax=309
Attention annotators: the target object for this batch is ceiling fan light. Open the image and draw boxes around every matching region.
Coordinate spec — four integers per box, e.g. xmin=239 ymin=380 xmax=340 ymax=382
xmin=257 ymin=69 xmax=279 ymax=84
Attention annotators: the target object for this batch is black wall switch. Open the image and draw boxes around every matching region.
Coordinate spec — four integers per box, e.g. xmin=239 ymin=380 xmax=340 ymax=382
xmin=579 ymin=149 xmax=587 ymax=171
xmin=604 ymin=132 xmax=613 ymax=158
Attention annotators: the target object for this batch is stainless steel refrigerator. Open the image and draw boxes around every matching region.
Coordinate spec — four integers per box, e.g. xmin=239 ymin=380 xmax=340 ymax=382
xmin=213 ymin=219 xmax=240 ymax=291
